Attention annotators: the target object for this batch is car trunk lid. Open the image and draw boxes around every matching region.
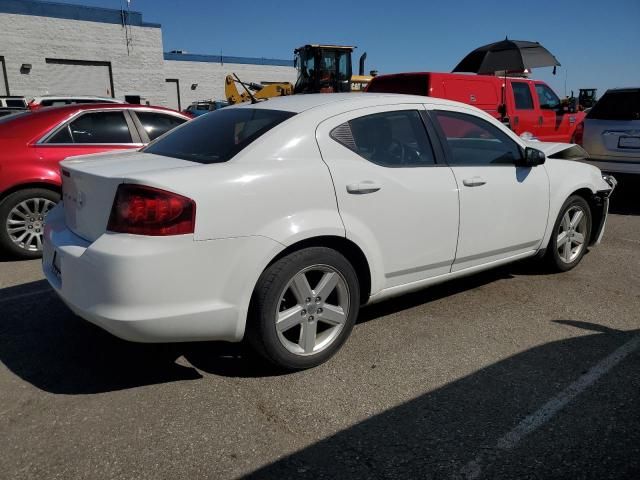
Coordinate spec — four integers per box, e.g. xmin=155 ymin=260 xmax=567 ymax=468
xmin=60 ymin=150 xmax=197 ymax=242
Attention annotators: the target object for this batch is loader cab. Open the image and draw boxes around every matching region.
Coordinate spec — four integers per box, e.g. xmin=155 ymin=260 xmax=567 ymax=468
xmin=294 ymin=45 xmax=353 ymax=94
xmin=578 ymin=89 xmax=598 ymax=110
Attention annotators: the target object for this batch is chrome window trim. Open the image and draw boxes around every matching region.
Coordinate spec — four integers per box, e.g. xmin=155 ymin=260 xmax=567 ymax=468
xmin=35 ymin=108 xmax=182 ymax=145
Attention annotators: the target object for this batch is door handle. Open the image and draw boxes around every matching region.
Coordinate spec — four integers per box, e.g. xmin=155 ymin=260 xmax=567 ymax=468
xmin=346 ymin=181 xmax=382 ymax=194
xmin=538 ymin=116 xmax=543 ymax=126
xmin=462 ymin=177 xmax=487 ymax=187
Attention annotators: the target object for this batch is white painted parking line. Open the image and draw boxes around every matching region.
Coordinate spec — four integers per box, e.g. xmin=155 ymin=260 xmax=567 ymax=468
xmin=460 ymin=333 xmax=640 ymax=480
xmin=0 ymin=288 xmax=54 ymax=304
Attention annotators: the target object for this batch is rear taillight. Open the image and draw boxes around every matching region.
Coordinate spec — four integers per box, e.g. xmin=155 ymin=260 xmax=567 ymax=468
xmin=573 ymin=122 xmax=584 ymax=145
xmin=107 ymin=184 xmax=195 ymax=236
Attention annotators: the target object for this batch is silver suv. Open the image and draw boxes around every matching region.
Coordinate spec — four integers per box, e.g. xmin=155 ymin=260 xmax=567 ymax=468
xmin=580 ymin=88 xmax=640 ymax=174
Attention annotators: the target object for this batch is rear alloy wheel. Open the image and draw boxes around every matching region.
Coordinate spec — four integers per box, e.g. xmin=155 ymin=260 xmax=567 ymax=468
xmin=0 ymin=189 xmax=59 ymax=259
xmin=546 ymin=195 xmax=591 ymax=271
xmin=249 ymin=247 xmax=360 ymax=370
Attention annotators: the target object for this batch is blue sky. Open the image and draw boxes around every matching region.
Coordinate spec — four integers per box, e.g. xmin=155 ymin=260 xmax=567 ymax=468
xmin=55 ymin=0 xmax=639 ymax=97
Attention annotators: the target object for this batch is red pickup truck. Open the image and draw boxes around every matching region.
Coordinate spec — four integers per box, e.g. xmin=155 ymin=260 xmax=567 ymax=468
xmin=366 ymin=72 xmax=584 ymax=143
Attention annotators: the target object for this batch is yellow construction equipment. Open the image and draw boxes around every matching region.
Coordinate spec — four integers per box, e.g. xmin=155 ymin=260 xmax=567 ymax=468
xmin=225 ymin=44 xmax=374 ymax=105
xmin=225 ymin=75 xmax=293 ymax=104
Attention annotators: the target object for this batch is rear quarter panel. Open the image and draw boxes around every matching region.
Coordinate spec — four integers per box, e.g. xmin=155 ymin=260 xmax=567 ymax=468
xmin=122 ymin=122 xmax=346 ymax=245
xmin=0 ymin=137 xmax=59 ymax=197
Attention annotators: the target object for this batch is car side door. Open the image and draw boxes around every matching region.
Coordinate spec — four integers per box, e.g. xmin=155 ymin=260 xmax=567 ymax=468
xmin=316 ymin=105 xmax=460 ymax=292
xmin=428 ymin=107 xmax=549 ymax=272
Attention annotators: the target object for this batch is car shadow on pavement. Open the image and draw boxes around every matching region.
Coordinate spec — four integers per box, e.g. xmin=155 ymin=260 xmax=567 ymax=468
xmin=0 ymin=280 xmax=288 ymax=393
xmin=0 ymin=280 xmax=208 ymax=394
xmin=244 ymin=321 xmax=640 ymax=479
xmin=608 ymin=173 xmax=640 ymax=215
xmin=0 ymin=262 xmax=574 ymax=392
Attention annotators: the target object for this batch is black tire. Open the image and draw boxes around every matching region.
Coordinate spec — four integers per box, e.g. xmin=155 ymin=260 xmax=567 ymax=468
xmin=0 ymin=188 xmax=60 ymax=259
xmin=545 ymin=195 xmax=592 ymax=272
xmin=247 ymin=247 xmax=360 ymax=370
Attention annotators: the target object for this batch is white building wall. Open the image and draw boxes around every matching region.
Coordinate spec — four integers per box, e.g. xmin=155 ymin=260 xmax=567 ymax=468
xmin=0 ymin=8 xmax=296 ymax=110
xmin=0 ymin=13 xmax=166 ymax=105
xmin=163 ymin=59 xmax=297 ymax=107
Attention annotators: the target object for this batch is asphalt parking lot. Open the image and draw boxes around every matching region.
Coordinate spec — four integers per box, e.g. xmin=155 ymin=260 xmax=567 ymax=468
xmin=1 ymin=176 xmax=638 ymax=480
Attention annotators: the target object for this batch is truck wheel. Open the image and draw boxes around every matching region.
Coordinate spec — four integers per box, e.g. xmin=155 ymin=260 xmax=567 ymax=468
xmin=546 ymin=195 xmax=592 ymax=272
xmin=0 ymin=188 xmax=60 ymax=259
xmin=248 ymin=247 xmax=360 ymax=370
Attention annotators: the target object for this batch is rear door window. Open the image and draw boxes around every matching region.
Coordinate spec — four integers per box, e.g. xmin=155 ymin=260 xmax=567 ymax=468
xmin=331 ymin=110 xmax=436 ymax=167
xmin=135 ymin=112 xmax=187 ymax=140
xmin=587 ymin=90 xmax=640 ymax=120
xmin=143 ymin=108 xmax=295 ymax=163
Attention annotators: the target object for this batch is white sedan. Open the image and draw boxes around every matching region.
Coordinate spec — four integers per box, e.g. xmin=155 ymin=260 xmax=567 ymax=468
xmin=43 ymin=93 xmax=616 ymax=369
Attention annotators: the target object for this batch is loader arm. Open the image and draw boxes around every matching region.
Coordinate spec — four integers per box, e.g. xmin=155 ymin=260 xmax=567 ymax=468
xmin=224 ymin=74 xmax=293 ymax=105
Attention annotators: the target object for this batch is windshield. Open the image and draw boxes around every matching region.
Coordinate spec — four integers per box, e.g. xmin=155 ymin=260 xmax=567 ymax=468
xmin=143 ymin=108 xmax=296 ymax=164
xmin=588 ymin=90 xmax=640 ymax=121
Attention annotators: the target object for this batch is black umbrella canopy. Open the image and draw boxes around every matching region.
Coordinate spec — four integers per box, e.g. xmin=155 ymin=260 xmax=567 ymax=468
xmin=452 ymin=38 xmax=561 ymax=74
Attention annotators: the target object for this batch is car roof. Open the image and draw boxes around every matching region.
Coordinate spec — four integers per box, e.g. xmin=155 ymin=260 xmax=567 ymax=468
xmin=0 ymin=103 xmax=190 ymax=143
xmin=35 ymin=103 xmax=187 ymax=116
xmin=31 ymin=95 xmax=123 ymax=102
xmin=233 ymin=92 xmax=476 ymax=114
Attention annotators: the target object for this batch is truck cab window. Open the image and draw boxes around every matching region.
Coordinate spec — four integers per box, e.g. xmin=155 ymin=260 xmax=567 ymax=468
xmin=512 ymin=82 xmax=534 ymax=110
xmin=535 ymin=84 xmax=561 ymax=110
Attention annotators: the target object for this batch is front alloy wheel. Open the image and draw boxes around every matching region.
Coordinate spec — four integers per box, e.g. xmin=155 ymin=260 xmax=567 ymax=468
xmin=547 ymin=195 xmax=592 ymax=271
xmin=556 ymin=205 xmax=588 ymax=264
xmin=249 ymin=247 xmax=360 ymax=370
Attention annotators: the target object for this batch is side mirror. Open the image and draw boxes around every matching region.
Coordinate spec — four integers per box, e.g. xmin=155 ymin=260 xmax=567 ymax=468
xmin=523 ymin=147 xmax=546 ymax=166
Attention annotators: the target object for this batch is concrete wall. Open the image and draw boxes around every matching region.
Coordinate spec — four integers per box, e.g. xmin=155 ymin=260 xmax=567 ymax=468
xmin=163 ymin=59 xmax=297 ymax=107
xmin=0 ymin=12 xmax=166 ymax=105
xmin=0 ymin=1 xmax=296 ymax=110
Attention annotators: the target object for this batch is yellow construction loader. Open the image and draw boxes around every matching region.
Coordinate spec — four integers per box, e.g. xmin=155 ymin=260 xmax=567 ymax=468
xmin=225 ymin=44 xmax=374 ymax=105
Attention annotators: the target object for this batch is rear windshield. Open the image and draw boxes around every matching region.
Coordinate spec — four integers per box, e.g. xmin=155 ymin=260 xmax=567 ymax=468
xmin=367 ymin=75 xmax=428 ymax=96
xmin=143 ymin=108 xmax=295 ymax=164
xmin=587 ymin=90 xmax=640 ymax=121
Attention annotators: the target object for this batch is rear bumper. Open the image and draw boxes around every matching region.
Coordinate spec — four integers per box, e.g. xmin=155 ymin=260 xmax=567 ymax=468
xmin=42 ymin=204 xmax=282 ymax=343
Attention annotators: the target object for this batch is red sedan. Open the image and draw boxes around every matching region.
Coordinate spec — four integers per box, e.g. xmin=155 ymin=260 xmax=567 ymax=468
xmin=0 ymin=103 xmax=190 ymax=258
